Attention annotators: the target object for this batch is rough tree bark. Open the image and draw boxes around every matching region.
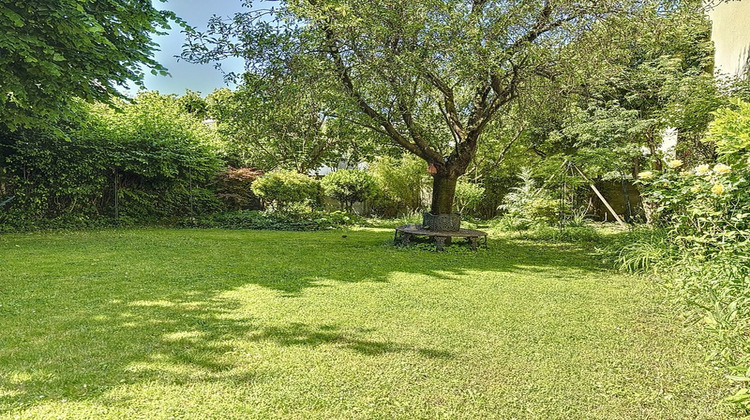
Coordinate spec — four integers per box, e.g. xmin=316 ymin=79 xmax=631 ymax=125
xmin=431 ymin=173 xmax=458 ymax=215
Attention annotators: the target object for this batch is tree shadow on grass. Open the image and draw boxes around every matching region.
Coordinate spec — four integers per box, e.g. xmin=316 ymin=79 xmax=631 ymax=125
xmin=0 ymin=296 xmax=250 ymax=411
xmin=0 ymin=227 xmax=606 ymax=414
xmin=246 ymin=322 xmax=454 ymax=359
xmin=0 ymin=295 xmax=451 ymax=414
xmin=189 ymin=228 xmax=608 ymax=295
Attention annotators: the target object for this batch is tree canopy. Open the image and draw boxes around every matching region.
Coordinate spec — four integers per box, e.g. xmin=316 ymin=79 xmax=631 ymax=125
xmin=185 ymin=0 xmax=658 ymax=214
xmin=205 ymin=78 xmax=365 ymax=174
xmin=0 ymin=0 xmax=175 ymax=130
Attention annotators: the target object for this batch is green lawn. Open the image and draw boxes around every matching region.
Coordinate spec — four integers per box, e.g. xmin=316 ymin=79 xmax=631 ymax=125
xmin=0 ymin=228 xmax=734 ymax=419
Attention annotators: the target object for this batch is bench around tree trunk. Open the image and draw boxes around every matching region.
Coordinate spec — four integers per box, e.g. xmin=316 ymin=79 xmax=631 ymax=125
xmin=394 ymin=225 xmax=488 ymax=251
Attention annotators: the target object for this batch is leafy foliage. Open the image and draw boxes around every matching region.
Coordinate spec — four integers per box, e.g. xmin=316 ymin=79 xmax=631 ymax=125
xmin=204 ymin=81 xmax=370 ymax=173
xmin=523 ymin=2 xmax=719 ymax=179
xmin=215 ymin=167 xmax=264 ymax=211
xmin=0 ymin=119 xmax=109 ymax=223
xmin=368 ymin=154 xmax=429 ymax=217
xmin=454 ymin=181 xmax=485 ymax=215
xmin=708 ymin=99 xmax=750 ymax=169
xmin=0 ymin=0 xmax=175 ymax=130
xmin=0 ymin=92 xmax=223 ymax=229
xmin=189 ymin=209 xmax=362 ymax=231
xmin=185 ymin=0 xmax=654 ymax=214
xmin=320 ymin=169 xmax=378 ymax=211
xmin=640 ymin=164 xmax=748 ymax=253
xmin=497 ymin=168 xmax=557 ymax=230
xmin=250 ymin=170 xmax=320 ymax=211
xmin=633 ymin=99 xmax=750 ymax=412
xmin=84 ymin=92 xmax=224 ymax=220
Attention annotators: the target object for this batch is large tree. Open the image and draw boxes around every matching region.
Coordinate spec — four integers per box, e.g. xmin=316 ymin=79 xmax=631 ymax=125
xmin=185 ymin=0 xmax=642 ymax=215
xmin=0 ymin=0 xmax=175 ymax=130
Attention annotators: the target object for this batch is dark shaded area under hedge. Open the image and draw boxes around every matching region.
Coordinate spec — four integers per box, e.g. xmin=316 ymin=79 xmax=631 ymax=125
xmin=184 ymin=210 xmax=363 ymax=231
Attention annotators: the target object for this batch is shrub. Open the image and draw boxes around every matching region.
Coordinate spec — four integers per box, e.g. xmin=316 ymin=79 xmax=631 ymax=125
xmin=474 ymin=174 xmax=516 ymax=219
xmin=596 ymin=227 xmax=673 ymax=273
xmin=0 ymin=127 xmax=109 ymax=220
xmin=0 ymin=211 xmax=115 ymax=233
xmin=215 ymin=167 xmax=264 ymax=210
xmin=639 ymin=163 xmax=748 ymax=254
xmin=509 ymin=224 xmax=603 ymax=243
xmin=671 ymin=248 xmax=750 ymax=410
xmin=251 ymin=170 xmax=320 ymax=211
xmin=321 ymin=169 xmax=378 ymax=212
xmin=454 ymin=180 xmax=485 ymax=215
xmin=708 ymin=99 xmax=750 ymax=170
xmin=635 ymin=100 xmax=750 ymax=412
xmin=614 ymin=236 xmax=671 ymax=274
xmin=496 ymin=167 xmax=557 ymax=229
xmin=0 ymin=92 xmax=224 ymax=228
xmin=369 ymin=154 xmax=429 ymax=216
xmin=188 ymin=209 xmax=363 ymax=231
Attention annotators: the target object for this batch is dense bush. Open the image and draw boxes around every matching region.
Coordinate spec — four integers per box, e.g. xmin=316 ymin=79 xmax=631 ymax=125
xmin=251 ymin=170 xmax=320 ymax=211
xmin=496 ymin=168 xmax=557 ymax=230
xmin=321 ymin=169 xmax=378 ymax=211
xmin=638 ymin=102 xmax=750 ymax=255
xmin=0 ymin=93 xmax=224 ymax=229
xmin=0 ymin=125 xmax=109 ymax=221
xmin=369 ymin=154 xmax=429 ymax=216
xmin=632 ymin=100 xmax=750 ymax=411
xmin=454 ymin=180 xmax=485 ymax=215
xmin=611 ymin=228 xmax=672 ymax=274
xmin=709 ymin=99 xmax=750 ymax=169
xmin=474 ymin=174 xmax=517 ymax=219
xmin=87 ymin=93 xmax=223 ymax=219
xmin=509 ymin=224 xmax=603 ymax=244
xmin=639 ymin=160 xmax=746 ymax=252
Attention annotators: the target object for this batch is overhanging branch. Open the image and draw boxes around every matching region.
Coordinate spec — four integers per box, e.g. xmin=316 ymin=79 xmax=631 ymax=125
xmin=323 ymin=26 xmax=427 ymax=160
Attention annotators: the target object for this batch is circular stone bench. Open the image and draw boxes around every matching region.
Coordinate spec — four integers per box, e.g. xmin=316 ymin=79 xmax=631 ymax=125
xmin=394 ymin=225 xmax=488 ymax=251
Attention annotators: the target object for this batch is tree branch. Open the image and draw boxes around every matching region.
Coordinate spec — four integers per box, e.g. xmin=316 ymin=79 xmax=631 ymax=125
xmin=323 ymin=25 xmax=427 ymax=160
xmin=481 ymin=126 xmax=526 ymax=177
xmin=425 ymin=71 xmax=466 ymax=141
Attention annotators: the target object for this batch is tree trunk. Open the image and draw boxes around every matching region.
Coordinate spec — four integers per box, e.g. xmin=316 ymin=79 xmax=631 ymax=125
xmin=430 ymin=173 xmax=458 ymax=215
xmin=645 ymin=130 xmax=663 ymax=171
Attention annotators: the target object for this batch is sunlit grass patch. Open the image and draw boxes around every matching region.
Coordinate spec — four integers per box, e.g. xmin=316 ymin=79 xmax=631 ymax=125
xmin=0 ymin=228 xmax=734 ymax=419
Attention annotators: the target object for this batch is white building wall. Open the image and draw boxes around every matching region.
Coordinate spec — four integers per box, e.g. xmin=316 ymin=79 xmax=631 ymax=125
xmin=708 ymin=0 xmax=750 ymax=77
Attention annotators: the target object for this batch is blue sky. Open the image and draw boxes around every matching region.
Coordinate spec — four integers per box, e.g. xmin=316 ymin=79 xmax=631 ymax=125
xmin=127 ymin=0 xmax=252 ymax=96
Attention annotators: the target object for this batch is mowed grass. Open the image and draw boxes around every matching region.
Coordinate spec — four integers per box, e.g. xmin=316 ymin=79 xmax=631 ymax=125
xmin=0 ymin=228 xmax=733 ymax=419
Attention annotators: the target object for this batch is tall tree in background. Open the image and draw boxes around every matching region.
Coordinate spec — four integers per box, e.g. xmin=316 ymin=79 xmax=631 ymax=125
xmin=0 ymin=0 xmax=175 ymax=130
xmin=185 ymin=0 xmax=644 ymax=216
xmin=205 ymin=75 xmax=377 ymax=174
xmin=529 ymin=1 xmax=720 ymax=177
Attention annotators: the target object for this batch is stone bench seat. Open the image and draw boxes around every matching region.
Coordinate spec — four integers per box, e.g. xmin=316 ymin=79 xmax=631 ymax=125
xmin=394 ymin=225 xmax=488 ymax=251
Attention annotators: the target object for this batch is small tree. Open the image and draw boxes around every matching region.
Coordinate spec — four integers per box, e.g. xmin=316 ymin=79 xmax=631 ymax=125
xmin=321 ymin=169 xmax=378 ymax=212
xmin=215 ymin=167 xmax=264 ymax=210
xmin=251 ymin=170 xmax=319 ymax=212
xmin=498 ymin=168 xmax=557 ymax=229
